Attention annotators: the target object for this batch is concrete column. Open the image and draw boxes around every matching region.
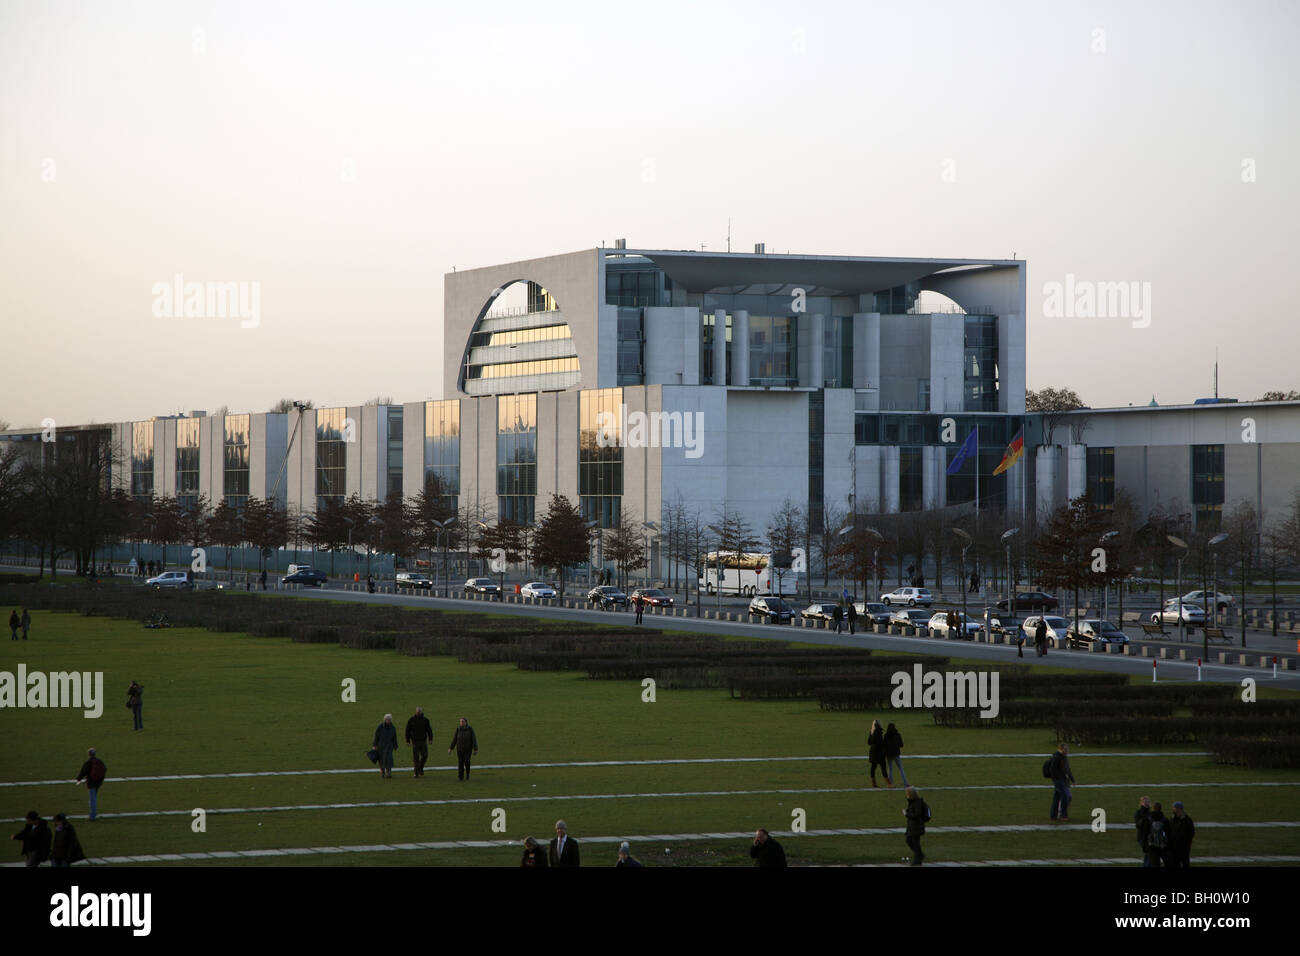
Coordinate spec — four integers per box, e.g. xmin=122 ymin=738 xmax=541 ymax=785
xmin=883 ymin=445 xmax=901 ymax=514
xmin=809 ymin=313 xmax=825 ymax=388
xmin=922 ymin=446 xmax=941 ymax=510
xmin=1067 ymin=443 xmax=1087 ymax=502
xmin=1036 ymin=445 xmax=1060 ymax=520
xmin=733 ymin=310 xmax=750 ymax=386
xmin=857 ymin=445 xmax=882 ymax=514
xmin=853 ymin=312 xmax=881 ymax=397
xmin=712 ymin=308 xmax=727 ymax=386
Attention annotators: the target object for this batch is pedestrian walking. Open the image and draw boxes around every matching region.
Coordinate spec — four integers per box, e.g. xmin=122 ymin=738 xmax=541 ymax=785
xmin=1016 ymin=625 xmax=1025 ymax=658
xmin=1034 ymin=617 xmax=1048 ymax=657
xmin=1146 ymin=801 xmax=1170 ymax=866
xmin=20 ymin=608 xmax=31 ymax=640
xmin=11 ymin=811 xmax=52 ymax=867
xmin=750 ymin=828 xmax=787 ymax=867
xmin=969 ymin=571 xmax=979 ymax=593
xmin=447 ymin=716 xmax=479 ymax=780
xmin=634 ymin=595 xmax=644 ymax=624
xmin=49 ymin=813 xmax=85 ymax=868
xmin=867 ymin=719 xmax=891 ymax=787
xmin=9 ymin=608 xmax=19 ymax=640
xmin=884 ymin=722 xmax=908 ymax=787
xmin=1134 ymin=796 xmax=1155 ymax=867
xmin=846 ymin=602 xmax=857 ymax=635
xmin=259 ymin=569 xmax=267 ymax=590
xmin=405 ymin=706 xmax=433 ymax=777
xmin=903 ymin=787 xmax=929 ymax=865
xmin=367 ymin=574 xmax=375 ymax=594
xmin=832 ymin=603 xmax=843 ymax=634
xmin=74 ymin=749 xmax=107 ymax=820
xmin=373 ymin=714 xmax=398 ymax=779
xmin=1047 ymin=743 xmax=1074 ymax=821
xmin=126 ymin=681 xmax=143 ymax=730
xmin=1167 ymin=801 xmax=1195 ymax=868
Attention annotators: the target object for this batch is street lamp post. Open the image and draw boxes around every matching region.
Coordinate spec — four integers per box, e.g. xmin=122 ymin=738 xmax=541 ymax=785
xmin=1001 ymin=528 xmax=1019 ymax=626
xmin=1168 ymin=535 xmax=1188 ymax=644
xmin=366 ymin=516 xmax=383 ymax=580
xmin=954 ymin=528 xmax=972 ymax=638
xmin=1099 ymin=530 xmax=1119 ymax=628
xmin=583 ymin=519 xmax=598 ymax=600
xmin=432 ymin=517 xmax=456 ymax=598
xmin=706 ymin=524 xmax=723 ymax=614
xmin=642 ymin=520 xmax=659 ymax=593
xmin=1207 ymin=532 xmax=1229 ymax=631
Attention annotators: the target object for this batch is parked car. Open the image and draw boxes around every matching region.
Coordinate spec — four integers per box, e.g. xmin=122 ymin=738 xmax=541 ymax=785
xmin=631 ymin=588 xmax=674 ymax=607
xmin=854 ymin=602 xmax=893 ymax=625
xmin=889 ymin=608 xmax=933 ymax=630
xmin=1020 ymin=615 xmax=1072 ymax=645
xmin=286 ymin=563 xmax=315 ymax=576
xmin=801 ymin=602 xmax=838 ymax=621
xmin=1153 ymin=602 xmax=1206 ymax=627
xmin=464 ymin=577 xmax=501 ymax=595
xmin=995 ymin=592 xmax=1059 ymax=611
xmin=1067 ymin=619 xmax=1130 ymax=648
xmin=927 ymin=610 xmax=981 ymax=639
xmin=147 ymin=571 xmax=193 ymax=590
xmin=749 ymin=596 xmax=795 ymax=623
xmin=977 ymin=613 xmax=1006 ymax=640
xmin=1179 ymin=590 xmax=1235 ymax=612
xmin=282 ymin=569 xmax=328 ymax=587
xmin=395 ymin=572 xmax=433 ymax=589
xmin=880 ymin=587 xmax=933 ymax=607
xmin=520 ymin=582 xmax=556 ymax=599
xmin=588 ymin=586 xmax=629 ymax=609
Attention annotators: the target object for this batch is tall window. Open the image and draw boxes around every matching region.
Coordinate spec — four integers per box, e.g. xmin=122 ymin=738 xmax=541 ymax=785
xmin=497 ymin=394 xmax=537 ymax=524
xmin=1191 ymin=444 xmax=1224 ymax=529
xmin=424 ymin=400 xmax=460 ymax=511
xmin=223 ymin=414 xmax=250 ymax=510
xmin=1087 ymin=447 xmax=1115 ymax=510
xmin=748 ymin=315 xmax=797 ymax=386
xmin=315 ymin=408 xmax=347 ymax=507
xmin=616 ymin=308 xmax=644 ymax=385
xmin=963 ymin=315 xmax=999 ymax=412
xmin=823 ymin=316 xmax=853 ymax=388
xmin=579 ymin=388 xmax=623 ymax=528
xmin=131 ymin=421 xmax=154 ymax=500
xmin=385 ymin=406 xmax=403 ymax=500
xmin=176 ymin=418 xmax=200 ymax=511
xmin=701 ymin=312 xmax=731 ymax=385
xmin=808 ymin=392 xmax=824 ymax=532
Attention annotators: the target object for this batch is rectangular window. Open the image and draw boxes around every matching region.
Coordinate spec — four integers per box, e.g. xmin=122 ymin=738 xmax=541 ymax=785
xmin=579 ymin=388 xmax=623 ymax=529
xmin=424 ymin=400 xmax=460 ymax=512
xmin=386 ymin=406 xmax=403 ymax=501
xmin=1087 ymin=446 xmax=1115 ymax=510
xmin=315 ymin=408 xmax=347 ymax=507
xmin=497 ymin=394 xmax=537 ymax=523
xmin=223 ymin=414 xmax=251 ymax=510
xmin=176 ymin=418 xmax=200 ymax=510
xmin=1191 ymin=444 xmax=1224 ymax=529
xmin=131 ymin=421 xmax=155 ymax=500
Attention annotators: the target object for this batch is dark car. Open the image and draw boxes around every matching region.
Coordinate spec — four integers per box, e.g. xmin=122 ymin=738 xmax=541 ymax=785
xmin=749 ymin=596 xmax=795 ymax=623
xmin=463 ymin=577 xmax=501 ymax=595
xmin=588 ymin=586 xmax=629 ymax=609
xmin=282 ymin=569 xmax=328 ymax=587
xmin=855 ymin=602 xmax=893 ymax=625
xmin=801 ymin=602 xmax=838 ymax=621
xmin=1067 ymin=619 xmax=1130 ymax=648
xmin=631 ymin=588 xmax=674 ymax=607
xmin=395 ymin=572 xmax=433 ymax=589
xmin=995 ymin=592 xmax=1059 ymax=611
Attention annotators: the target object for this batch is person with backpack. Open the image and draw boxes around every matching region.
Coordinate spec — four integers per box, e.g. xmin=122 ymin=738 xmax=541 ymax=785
xmin=74 ymin=749 xmax=107 ymax=821
xmin=11 ymin=811 xmax=52 ymax=867
xmin=884 ymin=722 xmax=908 ymax=787
xmin=1134 ymin=796 xmax=1155 ymax=866
xmin=903 ymin=787 xmax=930 ymax=865
xmin=49 ymin=813 xmax=86 ymax=868
xmin=1146 ymin=801 xmax=1170 ymax=866
xmin=1167 ymin=801 xmax=1195 ymax=868
xmin=1047 ymin=743 xmax=1074 ymax=821
xmin=867 ymin=719 xmax=891 ymax=787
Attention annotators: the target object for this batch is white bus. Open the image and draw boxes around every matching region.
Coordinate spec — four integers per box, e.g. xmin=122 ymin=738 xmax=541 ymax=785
xmin=698 ymin=551 xmax=799 ymax=597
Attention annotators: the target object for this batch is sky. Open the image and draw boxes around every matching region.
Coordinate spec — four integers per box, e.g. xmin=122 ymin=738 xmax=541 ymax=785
xmin=1 ymin=0 xmax=1296 ymax=429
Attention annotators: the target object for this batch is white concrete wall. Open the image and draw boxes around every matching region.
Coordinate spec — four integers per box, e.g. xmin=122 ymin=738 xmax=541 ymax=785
xmin=402 ymin=401 xmax=425 ymax=501
xmin=645 ymin=307 xmax=701 ymax=386
xmin=928 ymin=313 xmax=966 ymax=413
xmin=853 ymin=312 xmax=881 ymax=404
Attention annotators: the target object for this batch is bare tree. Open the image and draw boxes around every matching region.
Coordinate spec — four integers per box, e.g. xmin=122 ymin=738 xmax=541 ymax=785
xmin=1027 ymin=387 xmax=1086 ymax=446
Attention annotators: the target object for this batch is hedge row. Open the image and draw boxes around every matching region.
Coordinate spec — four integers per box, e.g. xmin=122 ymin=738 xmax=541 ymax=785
xmin=1190 ymin=700 xmax=1300 ymax=718
xmin=932 ymin=700 xmax=1177 ymax=727
xmin=1053 ymin=716 xmax=1289 ymax=745
xmin=1206 ymin=735 xmax=1300 ymax=769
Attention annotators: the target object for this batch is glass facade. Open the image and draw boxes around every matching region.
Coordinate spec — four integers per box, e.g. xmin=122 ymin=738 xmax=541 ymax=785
xmin=823 ymin=316 xmax=853 ymax=388
xmin=748 ymin=315 xmax=797 ymax=386
xmin=466 ymin=357 xmax=579 ymax=381
xmin=617 ymin=307 xmax=643 ymax=386
xmin=579 ymin=388 xmax=623 ymax=528
xmin=1191 ymin=444 xmax=1224 ymax=529
xmin=385 ymin=406 xmax=403 ymax=501
xmin=130 ymin=421 xmax=154 ymax=500
xmin=605 ymin=269 xmax=664 ymax=308
xmin=176 ymin=418 xmax=200 ymax=510
xmin=701 ymin=312 xmax=731 ymax=385
xmin=497 ymin=394 xmax=537 ymax=524
xmin=808 ymin=392 xmax=824 ymax=532
xmin=424 ymin=400 xmax=460 ymax=510
xmin=527 ymin=281 xmax=558 ymax=314
xmin=1087 ymin=446 xmax=1115 ymax=510
xmin=315 ymin=408 xmax=347 ymax=507
xmin=223 ymin=414 xmax=250 ymax=509
xmin=963 ymin=315 xmax=999 ymax=412
xmin=469 ymin=324 xmax=570 ymax=349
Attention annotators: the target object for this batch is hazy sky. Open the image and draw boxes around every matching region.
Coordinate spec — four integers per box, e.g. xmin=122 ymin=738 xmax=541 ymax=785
xmin=2 ymin=0 xmax=1296 ymax=428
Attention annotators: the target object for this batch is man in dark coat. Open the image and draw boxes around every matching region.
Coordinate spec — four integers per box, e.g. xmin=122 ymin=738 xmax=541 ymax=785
xmin=750 ymin=828 xmax=787 ymax=867
xmin=1167 ymin=801 xmax=1195 ymax=868
xmin=75 ymin=748 xmax=107 ymax=820
xmin=8 ymin=609 xmax=18 ymax=640
xmin=127 ymin=681 xmax=143 ymax=731
xmin=1134 ymin=796 xmax=1155 ymax=866
xmin=447 ymin=717 xmax=479 ymax=780
xmin=832 ymin=603 xmax=843 ymax=634
xmin=11 ymin=811 xmax=52 ymax=866
xmin=49 ymin=813 xmax=85 ymax=868
xmin=884 ymin=722 xmax=908 ymax=787
xmin=1048 ymin=743 xmax=1074 ymax=821
xmin=20 ymin=608 xmax=30 ymax=639
xmin=405 ymin=707 xmax=433 ymax=777
xmin=520 ymin=836 xmax=548 ymax=867
xmin=1146 ymin=802 xmax=1170 ymax=867
xmin=1034 ymin=618 xmax=1048 ymax=656
xmin=549 ymin=820 xmax=580 ymax=866
xmin=373 ymin=714 xmax=398 ymax=779
xmin=846 ymin=602 xmax=857 ymax=635
xmin=903 ymin=788 xmax=928 ymax=865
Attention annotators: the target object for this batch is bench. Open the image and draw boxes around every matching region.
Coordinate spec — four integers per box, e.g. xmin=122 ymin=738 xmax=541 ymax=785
xmin=1140 ymin=622 xmax=1170 ymax=639
xmin=1203 ymin=626 xmax=1231 ymax=645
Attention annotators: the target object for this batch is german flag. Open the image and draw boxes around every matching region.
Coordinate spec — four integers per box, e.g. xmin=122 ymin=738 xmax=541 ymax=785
xmin=992 ymin=426 xmax=1025 ymax=476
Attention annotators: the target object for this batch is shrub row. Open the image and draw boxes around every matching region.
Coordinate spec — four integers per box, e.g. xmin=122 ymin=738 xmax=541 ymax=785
xmin=1053 ymin=716 xmax=1288 ymax=745
xmin=932 ymin=699 xmax=1177 ymax=727
xmin=1206 ymin=735 xmax=1300 ymax=769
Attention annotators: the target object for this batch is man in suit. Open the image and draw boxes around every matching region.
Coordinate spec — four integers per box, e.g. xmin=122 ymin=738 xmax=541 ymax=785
xmin=405 ymin=707 xmax=433 ymax=777
xmin=549 ymin=819 xmax=580 ymax=867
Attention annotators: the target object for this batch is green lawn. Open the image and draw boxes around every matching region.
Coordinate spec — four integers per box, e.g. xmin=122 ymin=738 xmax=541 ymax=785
xmin=3 ymin=608 xmax=1298 ymax=866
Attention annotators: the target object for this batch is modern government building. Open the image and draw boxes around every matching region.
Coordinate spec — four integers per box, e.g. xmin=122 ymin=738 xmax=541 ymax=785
xmin=4 ymin=244 xmax=1299 ymax=572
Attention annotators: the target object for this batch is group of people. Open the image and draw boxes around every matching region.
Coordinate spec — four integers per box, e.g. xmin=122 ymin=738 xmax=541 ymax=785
xmin=866 ymin=719 xmax=909 ymax=788
xmin=830 ymin=601 xmax=858 ymax=634
xmin=520 ymin=820 xmax=597 ymax=866
xmin=371 ymin=711 xmax=478 ymax=780
xmin=8 ymin=607 xmax=30 ymax=640
xmin=1135 ymin=796 xmax=1195 ymax=866
xmin=11 ymin=811 xmax=84 ymax=867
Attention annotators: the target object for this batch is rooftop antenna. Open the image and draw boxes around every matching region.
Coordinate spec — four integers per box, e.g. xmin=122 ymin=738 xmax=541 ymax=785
xmin=1214 ymin=349 xmax=1219 ymax=399
xmin=727 ymin=218 xmax=731 ymax=253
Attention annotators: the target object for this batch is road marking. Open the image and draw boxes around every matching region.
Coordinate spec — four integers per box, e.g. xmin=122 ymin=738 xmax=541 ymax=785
xmin=0 ymin=752 xmax=1215 ymax=788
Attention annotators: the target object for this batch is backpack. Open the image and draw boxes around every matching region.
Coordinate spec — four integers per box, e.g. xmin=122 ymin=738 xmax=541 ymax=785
xmin=922 ymin=801 xmax=932 ymax=823
xmin=1149 ymin=819 xmax=1169 ymax=849
xmin=88 ymin=759 xmax=106 ymax=786
xmin=1042 ymin=755 xmax=1056 ymax=779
